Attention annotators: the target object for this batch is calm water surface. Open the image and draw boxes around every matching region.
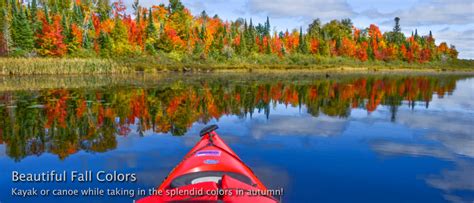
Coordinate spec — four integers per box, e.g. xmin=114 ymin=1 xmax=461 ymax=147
xmin=0 ymin=73 xmax=473 ymax=203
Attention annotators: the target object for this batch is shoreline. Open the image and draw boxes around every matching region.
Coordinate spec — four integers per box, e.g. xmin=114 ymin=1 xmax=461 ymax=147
xmin=1 ymin=70 xmax=473 ymax=92
xmin=0 ymin=57 xmax=473 ymax=76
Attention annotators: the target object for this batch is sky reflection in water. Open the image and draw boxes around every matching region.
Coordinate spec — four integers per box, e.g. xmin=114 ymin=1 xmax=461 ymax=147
xmin=0 ymin=74 xmax=473 ymax=203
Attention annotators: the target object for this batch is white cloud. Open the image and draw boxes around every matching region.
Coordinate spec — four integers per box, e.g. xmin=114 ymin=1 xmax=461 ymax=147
xmin=247 ymin=0 xmax=354 ymax=20
xmin=373 ymin=0 xmax=474 ymax=26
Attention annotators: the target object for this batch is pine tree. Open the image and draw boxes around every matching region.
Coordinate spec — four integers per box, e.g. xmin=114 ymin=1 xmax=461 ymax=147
xmin=145 ymin=8 xmax=158 ymax=54
xmin=11 ymin=3 xmax=34 ymax=52
xmin=43 ymin=4 xmax=50 ymax=23
xmin=247 ymin=18 xmax=256 ymax=52
xmin=61 ymin=12 xmax=69 ymax=38
xmin=169 ymin=0 xmax=184 ymax=14
xmin=298 ymin=26 xmax=307 ymax=53
xmin=0 ymin=1 xmax=10 ymax=55
xmin=308 ymin=18 xmax=321 ymax=39
xmin=239 ymin=33 xmax=247 ymax=55
xmin=98 ymin=31 xmax=112 ymax=57
xmin=146 ymin=8 xmax=157 ymax=38
xmin=30 ymin=0 xmax=40 ymax=32
xmin=72 ymin=2 xmax=83 ymax=25
xmin=132 ymin=0 xmax=140 ymax=17
xmin=393 ymin=17 xmax=401 ymax=33
xmin=264 ymin=16 xmax=270 ymax=36
xmin=98 ymin=0 xmax=111 ymax=20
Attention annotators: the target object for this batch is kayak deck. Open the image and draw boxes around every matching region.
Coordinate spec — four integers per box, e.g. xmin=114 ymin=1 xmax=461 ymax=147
xmin=138 ymin=125 xmax=278 ymax=202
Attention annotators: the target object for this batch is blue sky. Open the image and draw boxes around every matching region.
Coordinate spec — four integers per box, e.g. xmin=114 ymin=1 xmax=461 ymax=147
xmin=129 ymin=0 xmax=474 ymax=58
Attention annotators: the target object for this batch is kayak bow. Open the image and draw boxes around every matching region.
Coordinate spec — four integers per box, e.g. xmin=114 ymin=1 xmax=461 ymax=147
xmin=138 ymin=125 xmax=278 ymax=203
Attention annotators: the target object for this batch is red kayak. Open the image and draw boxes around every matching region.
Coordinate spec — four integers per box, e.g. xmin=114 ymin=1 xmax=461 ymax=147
xmin=138 ymin=125 xmax=279 ymax=203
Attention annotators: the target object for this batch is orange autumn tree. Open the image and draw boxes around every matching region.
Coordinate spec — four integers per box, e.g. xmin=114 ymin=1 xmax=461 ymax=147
xmin=368 ymin=24 xmax=383 ymax=60
xmin=339 ymin=37 xmax=356 ymax=57
xmin=37 ymin=14 xmax=67 ymax=56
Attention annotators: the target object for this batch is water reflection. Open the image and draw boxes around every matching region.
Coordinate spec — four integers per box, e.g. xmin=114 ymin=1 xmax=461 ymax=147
xmin=0 ymin=73 xmax=473 ymax=203
xmin=0 ymin=74 xmax=467 ymax=161
xmin=368 ymin=78 xmax=474 ymax=203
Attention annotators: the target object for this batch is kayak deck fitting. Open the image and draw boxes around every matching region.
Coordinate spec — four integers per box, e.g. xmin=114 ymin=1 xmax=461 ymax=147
xmin=138 ymin=125 xmax=279 ymax=203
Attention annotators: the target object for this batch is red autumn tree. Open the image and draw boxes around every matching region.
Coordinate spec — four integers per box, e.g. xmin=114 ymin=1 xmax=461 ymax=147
xmin=37 ymin=14 xmax=67 ymax=57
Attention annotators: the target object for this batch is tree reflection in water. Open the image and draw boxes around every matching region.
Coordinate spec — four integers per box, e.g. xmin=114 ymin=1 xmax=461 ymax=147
xmin=0 ymin=74 xmax=464 ymax=161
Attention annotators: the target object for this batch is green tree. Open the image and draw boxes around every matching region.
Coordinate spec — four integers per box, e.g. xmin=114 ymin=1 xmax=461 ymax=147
xmin=98 ymin=31 xmax=112 ymax=57
xmin=97 ymin=0 xmax=111 ymax=20
xmin=145 ymin=8 xmax=158 ymax=54
xmin=11 ymin=3 xmax=34 ymax=53
xmin=264 ymin=16 xmax=270 ymax=36
xmin=0 ymin=0 xmax=11 ymax=55
xmin=169 ymin=0 xmax=184 ymax=13
xmin=393 ymin=17 xmax=401 ymax=32
xmin=384 ymin=17 xmax=405 ymax=45
xmin=307 ymin=18 xmax=321 ymax=39
xmin=298 ymin=27 xmax=308 ymax=53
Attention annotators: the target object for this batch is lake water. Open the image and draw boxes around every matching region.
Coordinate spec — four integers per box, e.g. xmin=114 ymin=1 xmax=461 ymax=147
xmin=0 ymin=73 xmax=473 ymax=203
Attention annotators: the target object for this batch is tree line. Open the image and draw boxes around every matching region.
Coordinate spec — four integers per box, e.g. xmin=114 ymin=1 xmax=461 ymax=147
xmin=0 ymin=0 xmax=459 ymax=63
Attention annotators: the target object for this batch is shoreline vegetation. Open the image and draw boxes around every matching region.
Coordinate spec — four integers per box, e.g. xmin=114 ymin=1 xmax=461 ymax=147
xmin=1 ymin=71 xmax=472 ymax=92
xmin=0 ymin=56 xmax=473 ymax=75
xmin=0 ymin=0 xmax=473 ymax=75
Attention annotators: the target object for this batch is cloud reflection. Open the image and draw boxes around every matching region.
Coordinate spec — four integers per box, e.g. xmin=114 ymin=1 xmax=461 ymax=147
xmin=250 ymin=114 xmax=348 ymax=139
xmin=426 ymin=161 xmax=474 ymax=192
xmin=370 ymin=96 xmax=474 ymax=202
xmin=370 ymin=141 xmax=454 ymax=160
xmin=395 ymin=111 xmax=474 ymax=158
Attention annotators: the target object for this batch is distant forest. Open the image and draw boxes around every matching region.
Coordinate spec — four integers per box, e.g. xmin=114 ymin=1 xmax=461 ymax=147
xmin=0 ymin=0 xmax=459 ymax=63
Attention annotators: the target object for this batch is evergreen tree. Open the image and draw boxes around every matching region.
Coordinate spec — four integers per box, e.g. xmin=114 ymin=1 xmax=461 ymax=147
xmin=97 ymin=0 xmax=111 ymax=20
xmin=145 ymin=8 xmax=158 ymax=54
xmin=0 ymin=1 xmax=10 ymax=55
xmin=264 ymin=16 xmax=270 ymax=36
xmin=307 ymin=18 xmax=321 ymax=39
xmin=61 ymin=12 xmax=69 ymax=38
xmin=238 ymin=33 xmax=247 ymax=55
xmin=146 ymin=8 xmax=157 ymax=38
xmin=72 ymin=2 xmax=83 ymax=25
xmin=199 ymin=22 xmax=206 ymax=41
xmin=98 ymin=31 xmax=112 ymax=57
xmin=11 ymin=4 xmax=34 ymax=52
xmin=169 ymin=0 xmax=184 ymax=14
xmin=43 ymin=4 xmax=50 ymax=23
xmin=298 ymin=26 xmax=307 ymax=53
xmin=246 ymin=18 xmax=256 ymax=52
xmin=132 ymin=0 xmax=140 ymax=17
xmin=30 ymin=0 xmax=40 ymax=32
xmin=393 ymin=17 xmax=401 ymax=33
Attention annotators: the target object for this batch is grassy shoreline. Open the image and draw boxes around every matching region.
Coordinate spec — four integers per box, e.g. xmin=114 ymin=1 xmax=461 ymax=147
xmin=1 ymin=71 xmax=472 ymax=92
xmin=0 ymin=56 xmax=473 ymax=75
